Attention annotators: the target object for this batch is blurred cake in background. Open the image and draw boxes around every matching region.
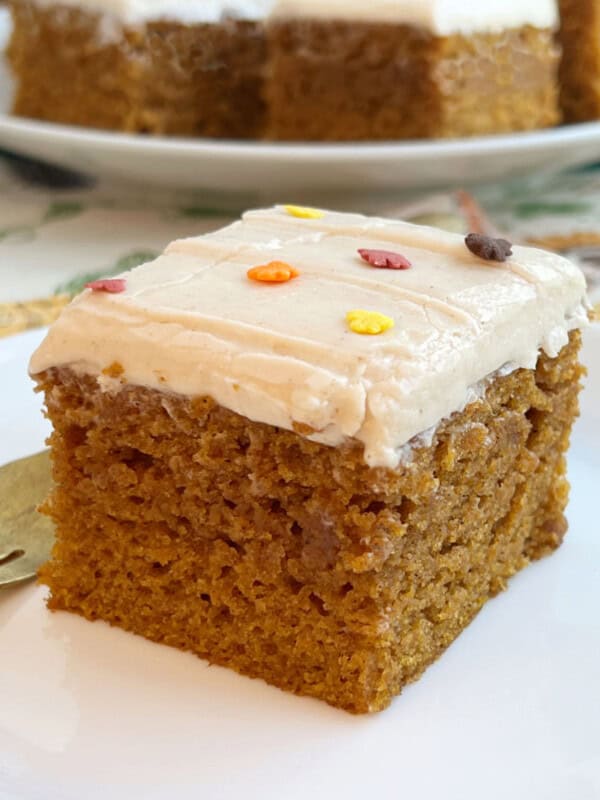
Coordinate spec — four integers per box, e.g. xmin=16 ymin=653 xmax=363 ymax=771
xmin=265 ymin=1 xmax=561 ymax=140
xmin=6 ymin=0 xmax=561 ymax=140
xmin=558 ymin=0 xmax=600 ymax=123
xmin=7 ymin=0 xmax=269 ymax=138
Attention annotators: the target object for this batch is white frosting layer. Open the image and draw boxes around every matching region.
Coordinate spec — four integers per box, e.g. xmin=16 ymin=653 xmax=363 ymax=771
xmin=30 ymin=206 xmax=588 ymax=469
xmin=30 ymin=0 xmax=558 ymax=32
xmin=30 ymin=0 xmax=276 ymax=24
xmin=271 ymin=0 xmax=558 ymax=34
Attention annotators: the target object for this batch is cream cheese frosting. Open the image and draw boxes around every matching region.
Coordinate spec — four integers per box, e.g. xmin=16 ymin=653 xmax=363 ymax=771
xmin=30 ymin=206 xmax=588 ymax=469
xmin=29 ymin=0 xmax=558 ymax=32
xmin=270 ymin=0 xmax=558 ymax=35
xmin=30 ymin=0 xmax=276 ymax=24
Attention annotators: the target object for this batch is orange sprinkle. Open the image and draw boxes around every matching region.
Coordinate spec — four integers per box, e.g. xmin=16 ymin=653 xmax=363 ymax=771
xmin=247 ymin=261 xmax=300 ymax=283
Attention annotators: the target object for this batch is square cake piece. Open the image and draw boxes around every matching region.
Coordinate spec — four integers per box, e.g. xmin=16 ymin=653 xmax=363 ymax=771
xmin=558 ymin=0 xmax=600 ymax=123
xmin=7 ymin=0 xmax=267 ymax=137
xmin=265 ymin=0 xmax=560 ymax=140
xmin=30 ymin=207 xmax=588 ymax=713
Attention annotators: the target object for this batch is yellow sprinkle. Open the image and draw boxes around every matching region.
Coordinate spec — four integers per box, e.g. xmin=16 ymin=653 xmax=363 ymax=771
xmin=284 ymin=204 xmax=325 ymax=220
xmin=346 ymin=309 xmax=395 ymax=336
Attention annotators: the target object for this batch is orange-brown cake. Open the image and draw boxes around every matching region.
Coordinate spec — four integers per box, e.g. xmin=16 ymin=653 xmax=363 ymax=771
xmin=264 ymin=2 xmax=561 ymax=141
xmin=30 ymin=206 xmax=589 ymax=713
xmin=558 ymin=0 xmax=600 ymax=123
xmin=7 ymin=0 xmax=561 ymax=140
xmin=7 ymin=0 xmax=268 ymax=137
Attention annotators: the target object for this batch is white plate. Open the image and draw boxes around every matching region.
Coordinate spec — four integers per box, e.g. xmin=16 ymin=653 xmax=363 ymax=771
xmin=3 ymin=9 xmax=600 ymax=201
xmin=1 ymin=326 xmax=599 ymax=800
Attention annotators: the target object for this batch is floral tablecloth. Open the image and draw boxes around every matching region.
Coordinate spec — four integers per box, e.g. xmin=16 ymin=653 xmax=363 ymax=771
xmin=1 ymin=151 xmax=599 ymax=339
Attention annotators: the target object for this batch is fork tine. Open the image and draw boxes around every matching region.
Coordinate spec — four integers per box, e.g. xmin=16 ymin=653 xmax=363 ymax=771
xmin=0 ymin=451 xmax=55 ymax=589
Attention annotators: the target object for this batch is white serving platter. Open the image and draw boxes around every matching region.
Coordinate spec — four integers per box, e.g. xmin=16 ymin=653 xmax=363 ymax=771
xmin=0 ymin=325 xmax=599 ymax=800
xmin=2 ymin=8 xmax=600 ymax=200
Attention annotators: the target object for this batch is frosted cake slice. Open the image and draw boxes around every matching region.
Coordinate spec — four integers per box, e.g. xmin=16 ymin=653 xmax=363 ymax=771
xmin=558 ymin=0 xmax=600 ymax=122
xmin=264 ymin=0 xmax=561 ymax=140
xmin=30 ymin=206 xmax=588 ymax=713
xmin=7 ymin=0 xmax=268 ymax=137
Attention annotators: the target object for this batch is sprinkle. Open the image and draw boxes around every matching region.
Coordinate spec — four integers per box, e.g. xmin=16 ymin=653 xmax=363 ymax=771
xmin=358 ymin=248 xmax=412 ymax=270
xmin=284 ymin=205 xmax=325 ymax=220
xmin=346 ymin=309 xmax=394 ymax=335
xmin=465 ymin=233 xmax=513 ymax=262
xmin=247 ymin=261 xmax=300 ymax=283
xmin=86 ymin=278 xmax=127 ymax=293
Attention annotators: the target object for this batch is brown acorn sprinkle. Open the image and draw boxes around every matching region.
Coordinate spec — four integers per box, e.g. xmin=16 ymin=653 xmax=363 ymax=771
xmin=465 ymin=233 xmax=513 ymax=263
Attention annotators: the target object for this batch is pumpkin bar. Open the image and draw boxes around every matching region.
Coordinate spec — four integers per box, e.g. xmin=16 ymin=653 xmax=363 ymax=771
xmin=30 ymin=206 xmax=588 ymax=713
xmin=558 ymin=0 xmax=600 ymax=123
xmin=7 ymin=0 xmax=268 ymax=137
xmin=265 ymin=1 xmax=560 ymax=140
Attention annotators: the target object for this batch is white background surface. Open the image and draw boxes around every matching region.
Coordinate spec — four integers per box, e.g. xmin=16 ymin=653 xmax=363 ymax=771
xmin=0 ymin=327 xmax=599 ymax=800
xmin=3 ymin=9 xmax=600 ymax=200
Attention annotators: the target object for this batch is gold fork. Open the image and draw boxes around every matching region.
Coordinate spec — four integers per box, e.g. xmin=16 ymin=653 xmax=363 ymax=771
xmin=0 ymin=451 xmax=54 ymax=588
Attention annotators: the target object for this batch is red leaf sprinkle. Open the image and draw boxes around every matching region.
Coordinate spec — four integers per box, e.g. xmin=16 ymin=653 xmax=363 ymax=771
xmin=86 ymin=279 xmax=127 ymax=293
xmin=358 ymin=249 xmax=412 ymax=270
